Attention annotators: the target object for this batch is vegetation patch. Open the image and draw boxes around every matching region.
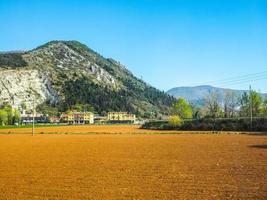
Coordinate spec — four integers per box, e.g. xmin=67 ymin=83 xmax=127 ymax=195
xmin=0 ymin=53 xmax=27 ymax=68
xmin=142 ymin=118 xmax=267 ymax=132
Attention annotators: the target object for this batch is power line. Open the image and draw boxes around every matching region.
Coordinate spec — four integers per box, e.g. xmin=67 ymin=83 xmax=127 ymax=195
xmin=215 ymin=73 xmax=267 ymax=85
xmin=199 ymin=71 xmax=267 ymax=86
xmin=219 ymin=75 xmax=267 ymax=87
xmin=201 ymin=71 xmax=267 ymax=85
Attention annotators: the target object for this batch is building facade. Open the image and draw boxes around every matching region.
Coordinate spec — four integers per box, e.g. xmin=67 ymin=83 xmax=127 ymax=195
xmin=107 ymin=112 xmax=135 ymax=123
xmin=61 ymin=112 xmax=94 ymax=124
xmin=48 ymin=116 xmax=60 ymax=123
xmin=21 ymin=114 xmax=48 ymax=124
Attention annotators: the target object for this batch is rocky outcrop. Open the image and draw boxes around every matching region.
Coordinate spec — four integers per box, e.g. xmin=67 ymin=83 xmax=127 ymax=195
xmin=0 ymin=69 xmax=58 ymax=109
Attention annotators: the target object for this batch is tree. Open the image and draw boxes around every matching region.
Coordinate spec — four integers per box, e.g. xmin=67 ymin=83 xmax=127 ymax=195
xmin=36 ymin=102 xmax=59 ymax=116
xmin=4 ymin=105 xmax=13 ymax=125
xmin=0 ymin=104 xmax=21 ymax=125
xmin=250 ymin=91 xmax=262 ymax=117
xmin=21 ymin=102 xmax=27 ymax=110
xmin=13 ymin=109 xmax=20 ymax=124
xmin=0 ymin=110 xmax=8 ymax=125
xmin=204 ymin=92 xmax=223 ymax=118
xmin=239 ymin=92 xmax=250 ymax=117
xmin=171 ymin=98 xmax=192 ymax=119
xmin=83 ymin=104 xmax=94 ymax=112
xmin=168 ymin=115 xmax=183 ymax=127
xmin=261 ymin=98 xmax=267 ymax=116
xmin=144 ymin=111 xmax=156 ymax=119
xmin=72 ymin=104 xmax=83 ymax=112
xmin=189 ymin=102 xmax=203 ymax=119
xmin=239 ymin=91 xmax=262 ymax=117
xmin=223 ymin=90 xmax=238 ymax=118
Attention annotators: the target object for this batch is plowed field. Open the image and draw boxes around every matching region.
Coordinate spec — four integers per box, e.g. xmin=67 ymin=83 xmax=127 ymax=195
xmin=0 ymin=129 xmax=266 ymax=199
xmin=0 ymin=124 xmax=180 ymax=134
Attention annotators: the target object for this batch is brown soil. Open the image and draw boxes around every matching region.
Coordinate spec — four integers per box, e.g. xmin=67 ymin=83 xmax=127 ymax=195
xmin=0 ymin=130 xmax=266 ymax=199
xmin=0 ymin=124 xmax=178 ymax=134
xmin=0 ymin=124 xmax=249 ymax=134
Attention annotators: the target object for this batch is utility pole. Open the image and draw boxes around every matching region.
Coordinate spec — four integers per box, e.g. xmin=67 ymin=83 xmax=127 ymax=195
xmin=32 ymin=98 xmax=35 ymax=136
xmin=249 ymin=85 xmax=253 ymax=131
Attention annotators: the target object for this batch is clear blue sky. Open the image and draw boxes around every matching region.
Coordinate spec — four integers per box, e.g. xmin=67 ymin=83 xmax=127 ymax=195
xmin=1 ymin=0 xmax=267 ymax=92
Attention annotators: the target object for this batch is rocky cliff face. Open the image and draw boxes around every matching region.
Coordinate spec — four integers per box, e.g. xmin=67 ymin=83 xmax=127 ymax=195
xmin=0 ymin=40 xmax=175 ymax=116
xmin=0 ymin=69 xmax=58 ymax=109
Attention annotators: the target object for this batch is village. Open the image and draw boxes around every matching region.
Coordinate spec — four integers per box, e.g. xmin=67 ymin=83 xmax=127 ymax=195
xmin=20 ymin=110 xmax=137 ymax=125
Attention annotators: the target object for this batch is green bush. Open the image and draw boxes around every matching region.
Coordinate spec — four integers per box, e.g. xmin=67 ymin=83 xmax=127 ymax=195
xmin=168 ymin=115 xmax=183 ymax=127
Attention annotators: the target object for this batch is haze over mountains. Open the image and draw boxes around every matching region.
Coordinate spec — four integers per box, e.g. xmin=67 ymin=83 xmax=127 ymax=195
xmin=167 ymin=85 xmax=267 ymax=105
xmin=0 ymin=40 xmax=175 ymax=116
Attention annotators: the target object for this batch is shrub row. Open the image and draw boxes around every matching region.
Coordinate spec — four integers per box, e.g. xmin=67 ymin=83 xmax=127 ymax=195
xmin=141 ymin=118 xmax=267 ymax=132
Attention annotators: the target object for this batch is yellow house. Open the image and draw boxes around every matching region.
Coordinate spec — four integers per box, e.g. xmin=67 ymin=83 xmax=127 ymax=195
xmin=107 ymin=112 xmax=135 ymax=123
xmin=61 ymin=112 xmax=94 ymax=124
xmin=83 ymin=112 xmax=94 ymax=124
xmin=61 ymin=113 xmax=74 ymax=123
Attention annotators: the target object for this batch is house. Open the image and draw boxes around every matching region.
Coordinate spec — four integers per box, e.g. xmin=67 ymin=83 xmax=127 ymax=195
xmin=61 ymin=113 xmax=74 ymax=123
xmin=61 ymin=112 xmax=94 ymax=124
xmin=21 ymin=113 xmax=48 ymax=124
xmin=48 ymin=116 xmax=60 ymax=124
xmin=107 ymin=112 xmax=135 ymax=124
xmin=94 ymin=116 xmax=107 ymax=124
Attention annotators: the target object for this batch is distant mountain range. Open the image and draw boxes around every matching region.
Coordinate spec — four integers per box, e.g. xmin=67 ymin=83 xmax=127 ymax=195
xmin=167 ymin=85 xmax=267 ymax=105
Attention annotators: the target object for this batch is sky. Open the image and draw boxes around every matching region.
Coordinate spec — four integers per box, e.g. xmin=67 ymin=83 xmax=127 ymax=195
xmin=0 ymin=0 xmax=267 ymax=92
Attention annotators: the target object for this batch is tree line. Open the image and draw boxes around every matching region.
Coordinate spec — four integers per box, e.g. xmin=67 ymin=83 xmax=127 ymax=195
xmin=161 ymin=90 xmax=267 ymax=130
xmin=171 ymin=90 xmax=267 ymax=120
xmin=0 ymin=104 xmax=20 ymax=125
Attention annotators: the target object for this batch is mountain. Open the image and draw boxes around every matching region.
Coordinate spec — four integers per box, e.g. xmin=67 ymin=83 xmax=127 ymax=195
xmin=0 ymin=40 xmax=175 ymax=116
xmin=167 ymin=85 xmax=267 ymax=105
